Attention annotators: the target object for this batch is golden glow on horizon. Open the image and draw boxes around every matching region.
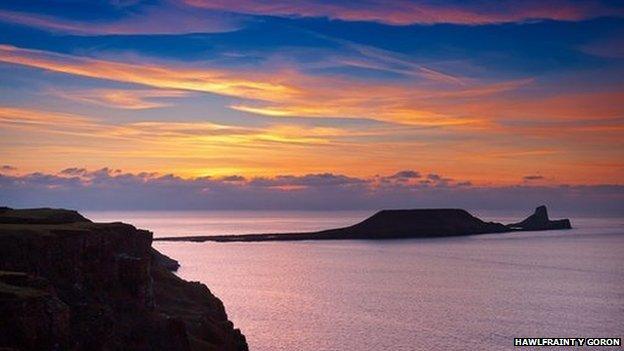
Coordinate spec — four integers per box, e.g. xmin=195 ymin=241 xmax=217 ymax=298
xmin=1 ymin=105 xmax=622 ymax=185
xmin=0 ymin=46 xmax=623 ymax=185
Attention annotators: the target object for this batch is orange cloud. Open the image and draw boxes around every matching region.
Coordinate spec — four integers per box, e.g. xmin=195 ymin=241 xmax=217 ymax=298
xmin=503 ymin=91 xmax=624 ymax=121
xmin=0 ymin=106 xmax=351 ymax=146
xmin=185 ymin=0 xmax=623 ymax=25
xmin=230 ymin=77 xmax=533 ymax=127
xmin=0 ymin=106 xmax=410 ymax=178
xmin=49 ymin=88 xmax=190 ymax=110
xmin=0 ymin=45 xmax=298 ymax=101
xmin=0 ymin=44 xmax=530 ymax=128
xmin=0 ymin=106 xmax=99 ymax=136
xmin=0 ymin=45 xmax=621 ymax=145
xmin=447 ymin=90 xmax=624 ymax=140
xmin=2 ymin=104 xmax=623 ymax=184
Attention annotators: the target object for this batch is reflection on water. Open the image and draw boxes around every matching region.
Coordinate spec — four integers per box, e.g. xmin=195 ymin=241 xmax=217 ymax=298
xmin=146 ymin=215 xmax=624 ymax=351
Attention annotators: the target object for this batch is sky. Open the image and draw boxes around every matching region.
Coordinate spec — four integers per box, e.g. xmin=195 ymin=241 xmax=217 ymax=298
xmin=0 ymin=0 xmax=623 ymax=213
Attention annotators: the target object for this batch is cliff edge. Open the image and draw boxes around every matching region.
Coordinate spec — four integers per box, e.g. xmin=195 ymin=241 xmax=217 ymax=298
xmin=0 ymin=207 xmax=247 ymax=351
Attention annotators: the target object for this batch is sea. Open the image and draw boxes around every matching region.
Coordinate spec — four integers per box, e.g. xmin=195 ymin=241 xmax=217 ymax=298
xmin=84 ymin=210 xmax=624 ymax=351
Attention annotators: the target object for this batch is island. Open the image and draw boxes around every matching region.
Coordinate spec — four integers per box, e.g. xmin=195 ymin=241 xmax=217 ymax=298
xmin=156 ymin=205 xmax=572 ymax=242
xmin=0 ymin=207 xmax=247 ymax=351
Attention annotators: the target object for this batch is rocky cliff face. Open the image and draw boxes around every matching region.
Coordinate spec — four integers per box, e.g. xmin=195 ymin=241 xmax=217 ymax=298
xmin=0 ymin=207 xmax=247 ymax=351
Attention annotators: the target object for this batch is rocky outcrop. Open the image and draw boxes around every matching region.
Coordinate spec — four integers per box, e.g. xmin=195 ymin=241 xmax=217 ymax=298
xmin=509 ymin=205 xmax=572 ymax=230
xmin=151 ymin=248 xmax=181 ymax=272
xmin=157 ymin=205 xmax=571 ymax=242
xmin=0 ymin=208 xmax=247 ymax=351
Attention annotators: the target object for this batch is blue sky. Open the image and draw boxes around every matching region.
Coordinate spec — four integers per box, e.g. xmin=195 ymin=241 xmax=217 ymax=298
xmin=0 ymin=0 xmax=623 ymax=212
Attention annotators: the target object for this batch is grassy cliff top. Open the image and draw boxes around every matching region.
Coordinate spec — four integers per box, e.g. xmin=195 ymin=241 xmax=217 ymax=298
xmin=0 ymin=207 xmax=144 ymax=239
xmin=0 ymin=207 xmax=91 ymax=225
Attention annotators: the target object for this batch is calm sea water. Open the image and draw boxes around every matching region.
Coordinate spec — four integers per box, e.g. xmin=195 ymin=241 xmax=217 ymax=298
xmin=84 ymin=210 xmax=372 ymax=237
xmin=86 ymin=211 xmax=624 ymax=350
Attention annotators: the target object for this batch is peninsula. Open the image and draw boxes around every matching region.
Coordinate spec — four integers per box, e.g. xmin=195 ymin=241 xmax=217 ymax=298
xmin=156 ymin=205 xmax=571 ymax=243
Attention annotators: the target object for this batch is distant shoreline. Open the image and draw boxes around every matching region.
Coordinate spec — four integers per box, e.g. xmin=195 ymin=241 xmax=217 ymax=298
xmin=155 ymin=206 xmax=571 ymax=243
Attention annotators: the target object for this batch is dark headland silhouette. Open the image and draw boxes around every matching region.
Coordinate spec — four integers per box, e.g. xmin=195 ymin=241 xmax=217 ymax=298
xmin=156 ymin=205 xmax=572 ymax=243
xmin=0 ymin=207 xmax=247 ymax=351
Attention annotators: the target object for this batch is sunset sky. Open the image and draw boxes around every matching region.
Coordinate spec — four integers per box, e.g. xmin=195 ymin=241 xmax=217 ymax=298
xmin=1 ymin=1 xmax=623 ymax=212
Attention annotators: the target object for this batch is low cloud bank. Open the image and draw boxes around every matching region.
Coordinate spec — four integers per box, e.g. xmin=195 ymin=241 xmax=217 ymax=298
xmin=1 ymin=168 xmax=622 ymax=216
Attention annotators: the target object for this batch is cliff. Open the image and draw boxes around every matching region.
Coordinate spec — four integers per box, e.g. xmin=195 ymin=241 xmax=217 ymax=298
xmin=0 ymin=207 xmax=247 ymax=351
xmin=157 ymin=206 xmax=571 ymax=242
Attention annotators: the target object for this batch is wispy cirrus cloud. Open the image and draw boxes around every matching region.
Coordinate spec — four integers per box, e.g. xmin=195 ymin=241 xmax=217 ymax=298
xmin=185 ymin=0 xmax=624 ymax=25
xmin=311 ymin=36 xmax=469 ymax=85
xmin=0 ymin=106 xmax=352 ymax=145
xmin=1 ymin=0 xmax=621 ymax=37
xmin=0 ymin=44 xmax=526 ymax=127
xmin=5 ymin=105 xmax=609 ymax=184
xmin=2 ymin=44 xmax=621 ymax=135
xmin=229 ymin=77 xmax=535 ymax=126
xmin=0 ymin=45 xmax=297 ymax=102
xmin=1 ymin=105 xmax=405 ymax=177
xmin=459 ymin=91 xmax=624 ymax=141
xmin=0 ymin=44 xmax=621 ymax=185
xmin=48 ymin=88 xmax=190 ymax=110
xmin=0 ymin=106 xmax=96 ymax=133
xmin=0 ymin=5 xmax=242 ymax=35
